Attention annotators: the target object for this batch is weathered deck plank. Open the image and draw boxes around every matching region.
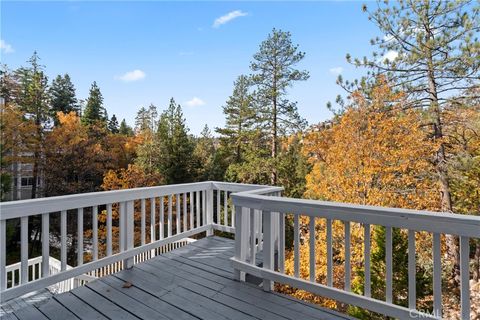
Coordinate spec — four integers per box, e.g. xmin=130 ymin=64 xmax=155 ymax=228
xmin=6 ymin=236 xmax=351 ymax=320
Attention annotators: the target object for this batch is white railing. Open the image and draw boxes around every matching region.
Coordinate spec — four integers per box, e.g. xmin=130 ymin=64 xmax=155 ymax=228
xmin=0 ymin=181 xmax=271 ymax=302
xmin=231 ymin=192 xmax=480 ymax=320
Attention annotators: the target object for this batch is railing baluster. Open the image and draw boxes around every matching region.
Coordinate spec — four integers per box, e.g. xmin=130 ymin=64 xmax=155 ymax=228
xmin=216 ymin=190 xmax=220 ymax=224
xmin=250 ymin=208 xmax=256 ymax=265
xmin=364 ymin=223 xmax=371 ymax=297
xmin=77 ymin=208 xmax=83 ymax=266
xmin=202 ymin=190 xmax=206 ymax=226
xmin=119 ymin=202 xmax=126 ymax=251
xmin=344 ymin=221 xmax=351 ymax=292
xmin=141 ymin=199 xmax=146 ymax=245
xmin=106 ymin=204 xmax=112 ymax=256
xmin=460 ymin=236 xmax=470 ymax=319
xmin=160 ymin=196 xmax=164 ymax=240
xmin=408 ymin=230 xmax=416 ymax=309
xmin=183 ymin=193 xmax=187 ymax=232
xmin=279 ymin=212 xmax=285 ymax=273
xmin=21 ymin=216 xmax=28 ymax=284
xmin=231 ymin=204 xmax=235 ymax=228
xmin=327 ymin=218 xmax=333 ymax=287
xmin=124 ymin=200 xmax=135 ymax=269
xmin=92 ymin=206 xmax=98 ymax=261
xmin=433 ymin=233 xmax=442 ymax=318
xmin=196 ymin=191 xmax=200 ymax=228
xmin=386 ymin=226 xmax=393 ymax=303
xmin=258 ymin=210 xmax=263 ymax=251
xmin=0 ymin=220 xmax=6 ymax=296
xmin=224 ymin=191 xmax=228 ymax=226
xmin=42 ymin=213 xmax=49 ymax=277
xmin=189 ymin=191 xmax=194 ymax=229
xmin=176 ymin=194 xmax=181 ymax=233
xmin=150 ymin=197 xmax=156 ymax=242
xmin=309 ymin=217 xmax=315 ymax=282
xmin=234 ymin=206 xmax=247 ymax=281
xmin=263 ymin=210 xmax=274 ymax=291
xmin=168 ymin=195 xmax=173 ymax=237
xmin=294 ymin=214 xmax=300 ymax=278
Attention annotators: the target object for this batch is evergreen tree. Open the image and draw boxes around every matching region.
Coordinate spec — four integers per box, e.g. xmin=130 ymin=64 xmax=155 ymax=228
xmin=119 ymin=119 xmax=134 ymax=136
xmin=155 ymin=98 xmax=195 ymax=184
xmin=250 ymin=28 xmax=309 ymax=184
xmin=49 ymin=73 xmax=78 ymax=124
xmin=81 ymin=81 xmax=106 ymax=126
xmin=15 ymin=52 xmax=50 ymax=198
xmin=135 ymin=104 xmax=158 ymax=133
xmin=108 ymin=114 xmax=119 ymax=134
xmin=134 ymin=104 xmax=159 ymax=173
xmin=194 ymin=125 xmax=217 ymax=181
xmin=216 ymin=75 xmax=257 ymax=164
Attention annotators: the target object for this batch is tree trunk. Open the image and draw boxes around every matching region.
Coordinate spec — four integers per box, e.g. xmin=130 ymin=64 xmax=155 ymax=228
xmin=271 ymin=97 xmax=277 ymax=185
xmin=426 ymin=45 xmax=459 ymax=287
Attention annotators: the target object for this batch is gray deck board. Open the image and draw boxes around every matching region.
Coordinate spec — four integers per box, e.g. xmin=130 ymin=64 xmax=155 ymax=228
xmin=53 ymin=292 xmax=107 ymax=320
xmin=7 ymin=236 xmax=351 ymax=320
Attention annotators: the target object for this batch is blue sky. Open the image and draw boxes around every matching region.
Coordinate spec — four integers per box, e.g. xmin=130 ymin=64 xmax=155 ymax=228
xmin=1 ymin=1 xmax=381 ymax=135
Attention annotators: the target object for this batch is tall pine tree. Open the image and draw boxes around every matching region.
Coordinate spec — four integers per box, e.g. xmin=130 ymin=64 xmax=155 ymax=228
xmin=216 ymin=75 xmax=257 ymax=163
xmin=15 ymin=52 xmax=50 ymax=198
xmin=250 ymin=29 xmax=309 ymax=184
xmin=155 ymin=98 xmax=195 ymax=184
xmin=81 ymin=81 xmax=106 ymax=126
xmin=108 ymin=114 xmax=119 ymax=134
xmin=49 ymin=73 xmax=78 ymax=124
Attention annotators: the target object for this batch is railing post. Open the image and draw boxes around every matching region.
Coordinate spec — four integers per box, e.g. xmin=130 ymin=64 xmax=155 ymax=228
xmin=206 ymin=188 xmax=214 ymax=236
xmin=123 ymin=200 xmax=135 ymax=269
xmin=234 ymin=206 xmax=248 ymax=281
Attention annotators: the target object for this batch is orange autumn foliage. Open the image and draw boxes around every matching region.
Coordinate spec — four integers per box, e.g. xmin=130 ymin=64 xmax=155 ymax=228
xmin=280 ymin=78 xmax=441 ymax=309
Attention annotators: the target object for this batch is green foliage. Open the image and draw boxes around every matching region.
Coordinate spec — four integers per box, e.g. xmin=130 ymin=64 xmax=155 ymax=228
xmin=49 ymin=73 xmax=78 ymax=124
xmin=119 ymin=119 xmax=134 ymax=136
xmin=250 ymin=28 xmax=309 ymax=183
xmin=135 ymin=104 xmax=158 ymax=133
xmin=277 ymin=136 xmax=311 ymax=198
xmin=81 ymin=81 xmax=106 ymax=126
xmin=193 ymin=125 xmax=217 ymax=181
xmin=155 ymin=98 xmax=196 ymax=184
xmin=216 ymin=75 xmax=257 ymax=164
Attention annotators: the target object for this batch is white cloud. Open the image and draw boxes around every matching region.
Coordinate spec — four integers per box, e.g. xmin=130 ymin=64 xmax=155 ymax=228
xmin=0 ymin=40 xmax=14 ymax=54
xmin=329 ymin=67 xmax=343 ymax=75
xmin=185 ymin=97 xmax=206 ymax=107
xmin=213 ymin=10 xmax=248 ymax=28
xmin=381 ymin=50 xmax=399 ymax=63
xmin=116 ymin=69 xmax=146 ymax=82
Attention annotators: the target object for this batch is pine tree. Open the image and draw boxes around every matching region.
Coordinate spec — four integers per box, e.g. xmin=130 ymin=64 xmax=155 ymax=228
xmin=119 ymin=119 xmax=133 ymax=136
xmin=194 ymin=125 xmax=217 ymax=181
xmin=49 ymin=73 xmax=78 ymax=125
xmin=81 ymin=81 xmax=106 ymax=126
xmin=250 ymin=28 xmax=309 ymax=184
xmin=155 ymin=98 xmax=195 ymax=184
xmin=135 ymin=104 xmax=158 ymax=133
xmin=15 ymin=52 xmax=50 ymax=198
xmin=216 ymin=75 xmax=257 ymax=164
xmin=108 ymin=114 xmax=119 ymax=134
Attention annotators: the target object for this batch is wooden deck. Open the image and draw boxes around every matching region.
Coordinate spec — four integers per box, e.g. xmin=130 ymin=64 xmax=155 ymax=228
xmin=2 ymin=236 xmax=351 ymax=320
